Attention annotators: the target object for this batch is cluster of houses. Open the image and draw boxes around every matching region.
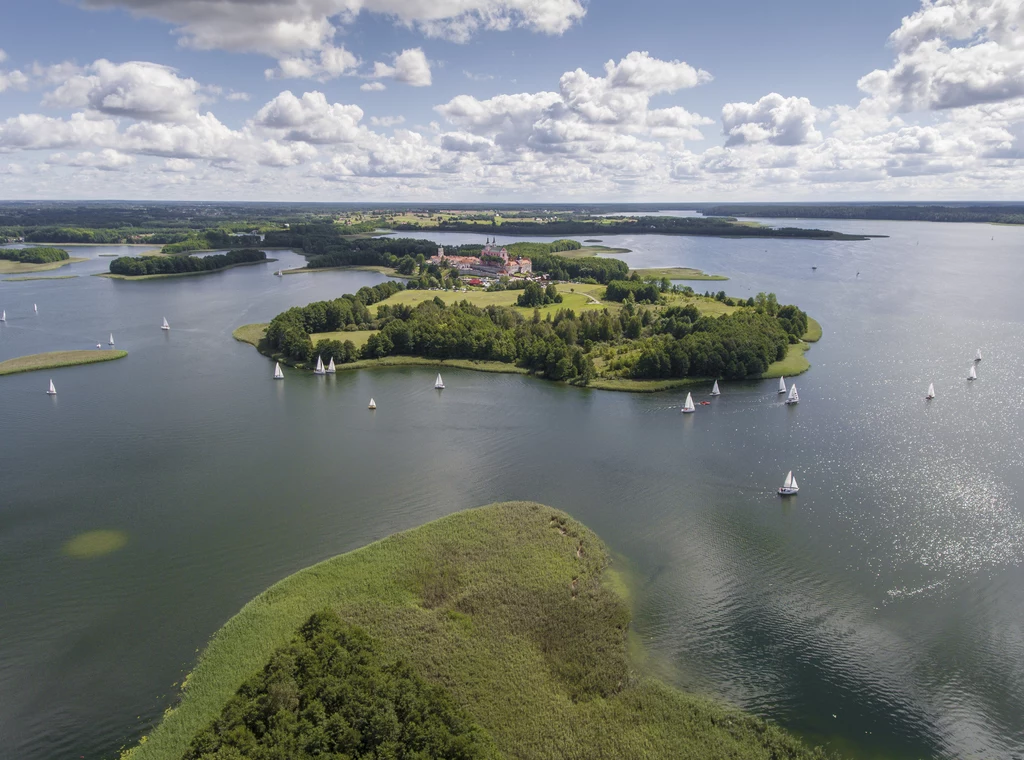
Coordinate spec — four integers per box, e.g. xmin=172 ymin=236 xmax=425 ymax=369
xmin=427 ymin=239 xmax=533 ymax=278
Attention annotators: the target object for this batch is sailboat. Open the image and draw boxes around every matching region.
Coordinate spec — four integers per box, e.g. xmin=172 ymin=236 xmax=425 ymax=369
xmin=46 ymin=379 xmax=56 ymax=395
xmin=778 ymin=471 xmax=799 ymax=496
xmin=710 ymin=380 xmax=720 ymax=396
xmin=313 ymin=355 xmax=326 ymax=375
xmin=1 ymin=310 xmax=5 ymax=322
xmin=925 ymin=383 xmax=935 ymax=400
xmin=785 ymin=384 xmax=799 ymax=405
xmin=273 ymin=362 xmax=284 ymax=380
xmin=778 ymin=376 xmax=787 ymax=394
xmin=108 ymin=333 xmax=115 ymax=346
xmin=681 ymin=392 xmax=696 ymax=414
xmin=968 ymin=365 xmax=977 ymax=381
xmin=435 ymin=373 xmax=445 ymax=389
xmin=160 ymin=317 xmax=170 ymax=331
xmin=326 ymin=357 xmax=336 ymax=374
xmin=368 ymin=397 xmax=377 ymax=410
xmin=975 ymin=349 xmax=982 ymax=363
xmin=275 ymin=270 xmax=284 ymax=277
xmin=33 ymin=303 xmax=37 ymax=313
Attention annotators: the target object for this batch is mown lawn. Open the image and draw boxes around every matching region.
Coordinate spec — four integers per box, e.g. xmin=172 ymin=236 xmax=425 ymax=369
xmin=0 ymin=349 xmax=127 ymax=376
xmin=368 ymin=283 xmax=611 ymax=319
xmin=124 ymin=503 xmax=830 ymax=760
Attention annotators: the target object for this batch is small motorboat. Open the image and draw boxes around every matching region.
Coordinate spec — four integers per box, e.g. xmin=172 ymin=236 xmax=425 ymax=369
xmin=699 ymin=400 xmax=711 ymax=406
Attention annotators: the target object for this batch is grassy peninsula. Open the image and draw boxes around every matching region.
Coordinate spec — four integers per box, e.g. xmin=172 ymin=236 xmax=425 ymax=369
xmin=0 ymin=349 xmax=127 ymax=376
xmin=0 ymin=256 xmax=87 ymax=274
xmin=630 ymin=267 xmax=728 ymax=281
xmin=124 ymin=503 xmax=829 ymax=760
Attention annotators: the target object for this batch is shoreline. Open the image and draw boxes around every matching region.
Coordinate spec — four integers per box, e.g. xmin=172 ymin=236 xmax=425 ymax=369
xmin=281 ymin=264 xmax=411 ymax=278
xmin=95 ymin=258 xmax=276 ymax=280
xmin=0 ymin=349 xmax=128 ymax=376
xmin=233 ymin=318 xmax=817 ymax=392
xmin=630 ymin=266 xmax=729 ymax=281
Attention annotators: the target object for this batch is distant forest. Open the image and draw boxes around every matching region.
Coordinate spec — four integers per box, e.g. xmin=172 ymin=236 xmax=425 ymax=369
xmin=694 ymin=204 xmax=1024 ymax=224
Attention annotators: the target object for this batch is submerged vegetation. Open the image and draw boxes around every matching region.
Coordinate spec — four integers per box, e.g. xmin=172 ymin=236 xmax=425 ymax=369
xmin=125 ymin=503 xmax=831 ymax=760
xmin=107 ymin=249 xmax=267 ymax=277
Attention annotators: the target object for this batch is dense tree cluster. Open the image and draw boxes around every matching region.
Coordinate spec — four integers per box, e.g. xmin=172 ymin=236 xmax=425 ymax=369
xmin=517 ymin=282 xmax=563 ymax=307
xmin=605 ymin=280 xmax=663 ymax=304
xmin=0 ymin=246 xmax=69 ymax=264
xmin=108 ymin=249 xmax=266 ymax=276
xmin=265 ymin=281 xmax=404 ymax=362
xmin=184 ymin=610 xmax=491 ymax=760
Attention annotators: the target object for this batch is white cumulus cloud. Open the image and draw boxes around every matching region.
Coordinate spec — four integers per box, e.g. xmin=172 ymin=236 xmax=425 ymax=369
xmin=722 ymin=93 xmax=824 ymax=146
xmin=371 ymin=48 xmax=432 ymax=87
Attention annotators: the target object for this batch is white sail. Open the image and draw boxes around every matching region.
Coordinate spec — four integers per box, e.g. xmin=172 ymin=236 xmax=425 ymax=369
xmin=274 ymin=362 xmax=284 ymax=379
xmin=47 ymin=379 xmax=56 ymax=395
xmin=778 ymin=376 xmax=786 ymax=393
xmin=33 ymin=303 xmax=37 ymax=312
xmin=783 ymin=471 xmax=794 ymax=488
xmin=968 ymin=365 xmax=977 ymax=380
xmin=435 ymin=373 xmax=444 ymax=389
xmin=314 ymin=355 xmax=325 ymax=374
xmin=108 ymin=333 xmax=114 ymax=345
xmin=681 ymin=392 xmax=695 ymax=413
xmin=1 ymin=310 xmax=5 ymax=321
xmin=327 ymin=358 xmax=336 ymax=373
xmin=926 ymin=383 xmax=935 ymax=399
xmin=161 ymin=317 xmax=170 ymax=330
xmin=790 ymin=474 xmax=798 ymax=490
xmin=711 ymin=380 xmax=720 ymax=396
xmin=975 ymin=349 xmax=982 ymax=362
xmin=368 ymin=397 xmax=376 ymax=409
xmin=786 ymin=384 xmax=799 ymax=404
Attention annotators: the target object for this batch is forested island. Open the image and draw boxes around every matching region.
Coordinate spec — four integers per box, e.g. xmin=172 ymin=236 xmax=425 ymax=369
xmin=123 ymin=503 xmax=832 ymax=760
xmin=0 ymin=246 xmax=70 ymax=264
xmin=106 ymin=249 xmax=268 ymax=278
xmin=249 ymin=275 xmax=814 ymax=391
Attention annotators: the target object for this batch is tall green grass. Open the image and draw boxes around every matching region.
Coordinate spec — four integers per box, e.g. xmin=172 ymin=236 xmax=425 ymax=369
xmin=125 ymin=503 xmax=831 ymax=760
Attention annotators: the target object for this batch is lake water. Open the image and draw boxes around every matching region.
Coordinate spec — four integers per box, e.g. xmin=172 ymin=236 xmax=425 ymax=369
xmin=2 ymin=223 xmax=1023 ymax=760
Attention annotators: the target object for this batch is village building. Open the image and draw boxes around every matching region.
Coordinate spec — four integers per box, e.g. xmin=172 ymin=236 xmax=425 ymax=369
xmin=428 ymin=239 xmax=532 ymax=277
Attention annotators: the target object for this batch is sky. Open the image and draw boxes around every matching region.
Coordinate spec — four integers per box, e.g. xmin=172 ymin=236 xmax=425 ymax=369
xmin=0 ymin=0 xmax=1022 ymax=202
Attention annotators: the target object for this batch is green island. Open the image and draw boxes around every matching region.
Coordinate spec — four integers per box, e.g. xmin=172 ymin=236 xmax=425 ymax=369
xmin=123 ymin=503 xmax=831 ymax=760
xmin=236 ymin=271 xmax=817 ymax=392
xmin=0 ymin=246 xmax=87 ymax=274
xmin=630 ymin=267 xmax=728 ymax=281
xmin=100 ymin=249 xmax=272 ymax=279
xmin=0 ymin=349 xmax=128 ymax=376
xmin=3 ymin=275 xmax=79 ymax=282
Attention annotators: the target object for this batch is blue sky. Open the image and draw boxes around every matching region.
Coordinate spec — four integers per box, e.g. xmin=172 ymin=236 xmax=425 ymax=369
xmin=0 ymin=0 xmax=1021 ymax=201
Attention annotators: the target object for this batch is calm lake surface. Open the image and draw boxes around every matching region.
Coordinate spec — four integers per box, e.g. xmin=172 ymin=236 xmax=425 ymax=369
xmin=2 ymin=222 xmax=1023 ymax=760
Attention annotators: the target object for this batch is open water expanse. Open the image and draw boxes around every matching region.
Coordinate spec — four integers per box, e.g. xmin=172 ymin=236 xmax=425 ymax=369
xmin=2 ymin=220 xmax=1024 ymax=759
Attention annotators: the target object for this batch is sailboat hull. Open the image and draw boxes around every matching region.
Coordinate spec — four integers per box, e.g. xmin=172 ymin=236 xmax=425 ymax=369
xmin=777 ymin=487 xmax=799 ymax=496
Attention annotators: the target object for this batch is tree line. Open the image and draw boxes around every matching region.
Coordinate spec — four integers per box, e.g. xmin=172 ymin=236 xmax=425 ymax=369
xmin=700 ymin=204 xmax=1024 ymax=224
xmin=265 ymin=281 xmax=404 ymax=361
xmin=108 ymin=248 xmax=266 ymax=276
xmin=0 ymin=246 xmax=69 ymax=264
xmin=184 ymin=610 xmax=491 ymax=760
